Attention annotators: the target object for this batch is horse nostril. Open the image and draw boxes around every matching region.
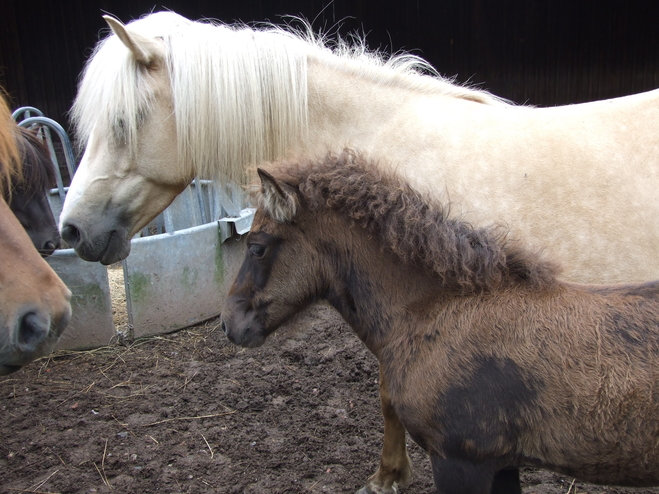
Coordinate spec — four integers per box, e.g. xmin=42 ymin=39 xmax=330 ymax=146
xmin=17 ymin=312 xmax=50 ymax=349
xmin=60 ymin=223 xmax=81 ymax=247
xmin=41 ymin=240 xmax=58 ymax=256
xmin=220 ymin=320 xmax=227 ymax=334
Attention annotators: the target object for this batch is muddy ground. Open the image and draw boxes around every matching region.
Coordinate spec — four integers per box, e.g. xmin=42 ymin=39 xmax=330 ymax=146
xmin=2 ymin=302 xmax=659 ymax=494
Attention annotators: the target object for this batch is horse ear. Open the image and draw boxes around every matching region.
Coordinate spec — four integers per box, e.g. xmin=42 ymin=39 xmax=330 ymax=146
xmin=257 ymin=168 xmax=299 ymax=222
xmin=103 ymin=15 xmax=161 ymax=65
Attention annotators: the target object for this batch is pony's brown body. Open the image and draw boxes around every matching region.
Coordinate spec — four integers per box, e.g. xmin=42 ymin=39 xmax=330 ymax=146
xmin=221 ymin=152 xmax=659 ymax=493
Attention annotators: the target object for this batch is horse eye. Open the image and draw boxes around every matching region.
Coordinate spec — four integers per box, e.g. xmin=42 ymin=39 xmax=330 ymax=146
xmin=249 ymin=244 xmax=266 ymax=258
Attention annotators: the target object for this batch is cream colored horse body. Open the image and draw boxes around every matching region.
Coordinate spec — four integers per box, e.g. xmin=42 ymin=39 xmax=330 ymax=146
xmin=305 ymin=64 xmax=659 ymax=284
xmin=61 ymin=12 xmax=658 ymax=283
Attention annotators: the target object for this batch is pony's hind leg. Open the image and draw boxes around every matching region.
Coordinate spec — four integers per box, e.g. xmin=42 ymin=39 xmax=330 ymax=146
xmin=356 ymin=368 xmax=412 ymax=494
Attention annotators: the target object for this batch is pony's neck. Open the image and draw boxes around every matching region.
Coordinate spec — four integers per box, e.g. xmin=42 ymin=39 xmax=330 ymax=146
xmin=317 ymin=213 xmax=441 ymax=356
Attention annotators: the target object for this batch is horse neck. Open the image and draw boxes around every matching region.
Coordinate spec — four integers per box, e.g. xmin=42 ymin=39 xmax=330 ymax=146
xmin=300 ymin=56 xmax=428 ymax=159
xmin=297 ymin=55 xmax=513 ymax=203
xmin=314 ymin=211 xmax=441 ymax=356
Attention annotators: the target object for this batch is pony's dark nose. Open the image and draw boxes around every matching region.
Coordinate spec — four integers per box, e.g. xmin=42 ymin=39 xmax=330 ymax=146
xmin=60 ymin=222 xmax=81 ymax=248
xmin=220 ymin=320 xmax=227 ymax=334
xmin=17 ymin=312 xmax=50 ymax=351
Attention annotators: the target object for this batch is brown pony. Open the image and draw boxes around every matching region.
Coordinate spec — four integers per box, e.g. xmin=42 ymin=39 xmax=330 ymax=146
xmin=0 ymin=89 xmax=71 ymax=375
xmin=221 ymin=151 xmax=659 ymax=494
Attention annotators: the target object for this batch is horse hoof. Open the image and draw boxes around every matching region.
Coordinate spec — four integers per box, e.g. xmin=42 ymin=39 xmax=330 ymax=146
xmin=355 ymin=484 xmax=398 ymax=494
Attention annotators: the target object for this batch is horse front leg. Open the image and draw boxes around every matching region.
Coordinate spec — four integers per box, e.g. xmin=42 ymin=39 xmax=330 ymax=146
xmin=357 ymin=366 xmax=412 ymax=494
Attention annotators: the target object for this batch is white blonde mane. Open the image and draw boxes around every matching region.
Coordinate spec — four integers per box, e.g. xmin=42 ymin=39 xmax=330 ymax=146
xmin=72 ymin=11 xmax=509 ymax=185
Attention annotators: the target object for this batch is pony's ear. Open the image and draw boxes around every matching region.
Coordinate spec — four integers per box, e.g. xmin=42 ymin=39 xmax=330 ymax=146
xmin=257 ymin=168 xmax=299 ymax=223
xmin=103 ymin=15 xmax=161 ymax=65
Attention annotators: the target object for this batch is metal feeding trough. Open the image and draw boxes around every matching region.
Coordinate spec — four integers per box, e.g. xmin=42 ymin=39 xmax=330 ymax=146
xmin=14 ymin=109 xmax=252 ymax=349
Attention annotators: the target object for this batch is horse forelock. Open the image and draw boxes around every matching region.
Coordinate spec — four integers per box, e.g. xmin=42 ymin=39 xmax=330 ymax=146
xmin=71 ymin=31 xmax=158 ymax=156
xmin=262 ymin=151 xmax=558 ymax=293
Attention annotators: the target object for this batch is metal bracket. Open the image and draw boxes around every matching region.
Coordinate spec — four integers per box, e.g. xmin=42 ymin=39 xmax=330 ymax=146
xmin=218 ymin=208 xmax=256 ymax=242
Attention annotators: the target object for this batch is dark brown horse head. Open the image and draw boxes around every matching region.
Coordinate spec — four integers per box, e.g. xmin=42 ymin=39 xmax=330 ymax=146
xmin=221 ymin=168 xmax=323 ymax=348
xmin=8 ymin=128 xmax=61 ymax=256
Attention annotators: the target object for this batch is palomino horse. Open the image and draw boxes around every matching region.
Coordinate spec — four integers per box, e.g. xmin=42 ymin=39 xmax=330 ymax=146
xmin=222 ymin=151 xmax=659 ymax=494
xmin=59 ymin=11 xmax=659 ymax=492
xmin=0 ymin=90 xmax=71 ymax=375
xmin=7 ymin=127 xmax=61 ymax=256
xmin=61 ymin=11 xmax=659 ymax=285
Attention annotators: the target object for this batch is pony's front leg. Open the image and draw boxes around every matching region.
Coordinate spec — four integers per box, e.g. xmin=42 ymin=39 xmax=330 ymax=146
xmin=357 ymin=366 xmax=412 ymax=494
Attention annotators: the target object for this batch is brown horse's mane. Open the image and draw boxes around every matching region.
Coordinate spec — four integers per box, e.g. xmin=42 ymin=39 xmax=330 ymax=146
xmin=12 ymin=128 xmax=56 ymax=196
xmin=267 ymin=151 xmax=560 ymax=293
xmin=0 ymin=89 xmax=21 ymax=197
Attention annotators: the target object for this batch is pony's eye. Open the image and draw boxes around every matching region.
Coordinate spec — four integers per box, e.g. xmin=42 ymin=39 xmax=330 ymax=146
xmin=249 ymin=244 xmax=266 ymax=258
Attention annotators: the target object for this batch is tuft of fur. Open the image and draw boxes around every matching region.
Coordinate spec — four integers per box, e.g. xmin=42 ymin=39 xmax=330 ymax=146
xmin=261 ymin=151 xmax=559 ymax=293
xmin=257 ymin=168 xmax=299 ymax=222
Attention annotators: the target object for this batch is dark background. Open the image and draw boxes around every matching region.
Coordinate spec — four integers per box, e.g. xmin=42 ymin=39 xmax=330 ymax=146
xmin=2 ymin=0 xmax=659 ymax=138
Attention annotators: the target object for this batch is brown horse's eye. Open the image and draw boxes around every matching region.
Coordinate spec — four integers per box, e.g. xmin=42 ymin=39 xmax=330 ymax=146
xmin=249 ymin=243 xmax=266 ymax=258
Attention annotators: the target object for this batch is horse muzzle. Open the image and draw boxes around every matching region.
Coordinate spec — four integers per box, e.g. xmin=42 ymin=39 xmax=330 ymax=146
xmin=60 ymin=220 xmax=131 ymax=264
xmin=0 ymin=303 xmax=72 ymax=376
xmin=220 ymin=302 xmax=268 ymax=349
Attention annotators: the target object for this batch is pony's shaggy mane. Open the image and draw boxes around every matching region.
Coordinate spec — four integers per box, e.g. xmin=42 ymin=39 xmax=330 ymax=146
xmin=71 ymin=11 xmax=510 ymax=186
xmin=263 ymin=151 xmax=559 ymax=293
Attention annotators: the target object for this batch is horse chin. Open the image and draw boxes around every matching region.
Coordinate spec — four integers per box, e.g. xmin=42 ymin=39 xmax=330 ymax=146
xmin=221 ymin=318 xmax=268 ymax=348
xmin=67 ymin=227 xmax=131 ymax=265
xmin=228 ymin=327 xmax=267 ymax=348
xmin=98 ymin=237 xmax=131 ymax=265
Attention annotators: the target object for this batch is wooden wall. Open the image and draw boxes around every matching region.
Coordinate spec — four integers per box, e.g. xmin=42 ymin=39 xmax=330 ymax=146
xmin=2 ymin=0 xmax=659 ymax=137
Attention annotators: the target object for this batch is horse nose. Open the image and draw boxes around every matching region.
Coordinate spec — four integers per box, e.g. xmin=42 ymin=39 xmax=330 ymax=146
xmin=60 ymin=222 xmax=81 ymax=248
xmin=220 ymin=320 xmax=227 ymax=334
xmin=17 ymin=311 xmax=50 ymax=353
xmin=40 ymin=238 xmax=61 ymax=257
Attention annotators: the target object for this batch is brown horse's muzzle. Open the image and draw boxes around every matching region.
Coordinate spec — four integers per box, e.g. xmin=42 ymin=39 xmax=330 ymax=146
xmin=0 ymin=301 xmax=71 ymax=376
xmin=220 ymin=295 xmax=269 ymax=348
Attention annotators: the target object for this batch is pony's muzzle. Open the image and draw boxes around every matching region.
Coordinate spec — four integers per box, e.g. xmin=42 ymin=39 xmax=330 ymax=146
xmin=220 ymin=303 xmax=267 ymax=349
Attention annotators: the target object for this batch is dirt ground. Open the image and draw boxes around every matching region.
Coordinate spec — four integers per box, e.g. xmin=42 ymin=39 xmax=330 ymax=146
xmin=2 ymin=302 xmax=659 ymax=494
